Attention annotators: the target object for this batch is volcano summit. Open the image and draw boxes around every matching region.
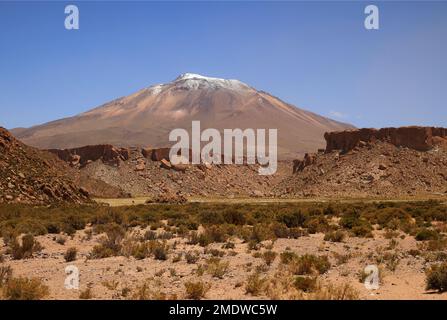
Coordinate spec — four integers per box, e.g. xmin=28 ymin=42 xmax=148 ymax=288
xmin=12 ymin=73 xmax=353 ymax=158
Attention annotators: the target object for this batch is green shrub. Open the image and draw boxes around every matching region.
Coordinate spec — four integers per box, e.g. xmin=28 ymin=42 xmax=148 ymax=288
xmin=261 ymin=250 xmax=277 ymax=266
xmin=89 ymin=223 xmax=125 ymax=259
xmin=10 ymin=234 xmax=42 ymax=260
xmin=245 ymin=272 xmax=267 ymax=296
xmin=416 ymin=229 xmax=439 ymax=241
xmin=324 ymin=230 xmax=345 ymax=242
xmin=0 ymin=265 xmax=13 ymax=287
xmin=280 ymin=251 xmax=298 ymax=264
xmin=278 ymin=210 xmax=307 ymax=228
xmin=3 ymin=277 xmax=49 ymax=300
xmin=184 ymin=281 xmax=208 ymax=300
xmin=79 ymin=288 xmax=93 ymax=299
xmin=152 ymin=242 xmax=169 ymax=260
xmin=185 ymin=251 xmax=199 ymax=264
xmin=64 ymin=247 xmax=77 ymax=262
xmin=426 ymin=263 xmax=447 ymax=292
xmin=291 ymin=254 xmax=331 ymax=275
xmin=206 ymin=258 xmax=229 ymax=279
xmin=294 ymin=276 xmax=317 ymax=292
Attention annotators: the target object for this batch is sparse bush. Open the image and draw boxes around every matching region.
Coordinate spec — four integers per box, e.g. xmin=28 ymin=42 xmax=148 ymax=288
xmin=172 ymin=253 xmax=182 ymax=263
xmin=121 ymin=238 xmax=150 ymax=260
xmin=0 ymin=265 xmax=13 ymax=287
xmin=245 ymin=272 xmax=267 ymax=296
xmin=89 ymin=223 xmax=125 ymax=259
xmin=64 ymin=247 xmax=78 ymax=262
xmin=426 ymin=263 xmax=447 ymax=292
xmin=262 ymin=250 xmax=277 ymax=266
xmin=185 ymin=251 xmax=200 ymax=264
xmin=206 ymin=258 xmax=229 ymax=279
xmin=79 ymin=287 xmax=93 ymax=299
xmin=278 ymin=210 xmax=307 ymax=228
xmin=294 ymin=276 xmax=317 ymax=292
xmin=310 ymin=282 xmax=359 ymax=300
xmin=102 ymin=280 xmax=119 ymax=290
xmin=205 ymin=248 xmax=225 ymax=257
xmin=280 ymin=251 xmax=298 ymax=264
xmin=184 ymin=281 xmax=208 ymax=300
xmin=324 ymin=230 xmax=345 ymax=242
xmin=248 ymin=224 xmax=275 ymax=243
xmin=143 ymin=230 xmax=157 ymax=240
xmin=222 ymin=242 xmax=235 ymax=249
xmin=151 ymin=241 xmax=169 ymax=260
xmin=222 ymin=210 xmax=246 ymax=225
xmin=416 ymin=229 xmax=440 ymax=241
xmin=340 ymin=210 xmax=372 ymax=237
xmin=291 ymin=254 xmax=331 ymax=275
xmin=3 ymin=277 xmax=49 ymax=300
xmin=10 ymin=234 xmax=42 ymax=260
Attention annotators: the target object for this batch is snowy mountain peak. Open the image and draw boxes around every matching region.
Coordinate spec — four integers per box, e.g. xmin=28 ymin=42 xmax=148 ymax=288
xmin=175 ymin=73 xmax=211 ymax=81
xmin=171 ymin=73 xmax=250 ymax=91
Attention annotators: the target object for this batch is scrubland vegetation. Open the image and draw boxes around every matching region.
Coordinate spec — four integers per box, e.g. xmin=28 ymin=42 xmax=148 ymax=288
xmin=0 ymin=200 xmax=446 ymax=299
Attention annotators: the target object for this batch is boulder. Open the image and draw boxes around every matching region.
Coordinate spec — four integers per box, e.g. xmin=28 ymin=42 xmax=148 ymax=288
xmin=293 ymin=153 xmax=317 ymax=173
xmin=160 ymin=159 xmax=172 ymax=170
xmin=135 ymin=161 xmax=146 ymax=171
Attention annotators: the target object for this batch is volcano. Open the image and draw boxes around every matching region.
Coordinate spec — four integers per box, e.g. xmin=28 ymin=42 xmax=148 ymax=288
xmin=12 ymin=73 xmax=354 ymax=158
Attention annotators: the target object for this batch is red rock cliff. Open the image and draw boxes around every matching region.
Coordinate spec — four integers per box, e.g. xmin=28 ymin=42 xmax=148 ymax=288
xmin=48 ymin=145 xmax=130 ymax=167
xmin=324 ymin=126 xmax=447 ymax=153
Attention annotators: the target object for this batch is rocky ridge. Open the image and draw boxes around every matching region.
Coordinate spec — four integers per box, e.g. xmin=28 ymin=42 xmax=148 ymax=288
xmin=276 ymin=127 xmax=447 ymax=198
xmin=0 ymin=127 xmax=90 ymax=204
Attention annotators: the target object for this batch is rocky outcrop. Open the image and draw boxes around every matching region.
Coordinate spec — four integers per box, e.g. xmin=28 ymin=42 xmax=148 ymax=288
xmin=279 ymin=126 xmax=447 ymax=198
xmin=48 ymin=145 xmax=130 ymax=167
xmin=0 ymin=127 xmax=90 ymax=204
xmin=325 ymin=127 xmax=447 ymax=153
xmin=142 ymin=147 xmax=192 ymax=162
xmin=293 ymin=153 xmax=317 ymax=173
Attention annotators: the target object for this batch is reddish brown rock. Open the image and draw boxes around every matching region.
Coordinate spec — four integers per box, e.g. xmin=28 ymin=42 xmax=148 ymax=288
xmin=0 ymin=127 xmax=89 ymax=204
xmin=150 ymin=148 xmax=171 ymax=161
xmin=293 ymin=153 xmax=317 ymax=173
xmin=148 ymin=147 xmax=193 ymax=162
xmin=160 ymin=158 xmax=172 ymax=170
xmin=141 ymin=148 xmax=152 ymax=159
xmin=325 ymin=126 xmax=447 ymax=153
xmin=48 ymin=145 xmax=130 ymax=167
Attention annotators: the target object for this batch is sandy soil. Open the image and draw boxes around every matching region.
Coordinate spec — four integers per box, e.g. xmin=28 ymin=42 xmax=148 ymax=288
xmin=2 ymin=226 xmax=445 ymax=300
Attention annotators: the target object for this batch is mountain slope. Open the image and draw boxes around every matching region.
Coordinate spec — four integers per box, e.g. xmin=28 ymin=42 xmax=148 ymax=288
xmin=12 ymin=73 xmax=354 ymax=158
xmin=0 ymin=127 xmax=90 ymax=204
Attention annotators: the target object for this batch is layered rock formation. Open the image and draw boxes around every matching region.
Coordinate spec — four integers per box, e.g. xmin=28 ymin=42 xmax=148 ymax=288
xmin=325 ymin=126 xmax=447 ymax=153
xmin=48 ymin=145 xmax=130 ymax=167
xmin=277 ymin=126 xmax=447 ymax=198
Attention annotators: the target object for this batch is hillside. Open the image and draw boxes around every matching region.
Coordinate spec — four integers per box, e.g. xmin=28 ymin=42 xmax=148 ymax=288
xmin=275 ymin=127 xmax=447 ymax=198
xmin=0 ymin=127 xmax=90 ymax=204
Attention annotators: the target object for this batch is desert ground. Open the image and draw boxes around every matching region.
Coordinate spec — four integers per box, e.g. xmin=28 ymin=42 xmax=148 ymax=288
xmin=1 ymin=199 xmax=447 ymax=300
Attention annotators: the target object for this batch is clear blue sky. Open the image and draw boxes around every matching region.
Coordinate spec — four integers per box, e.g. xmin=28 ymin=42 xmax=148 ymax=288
xmin=0 ymin=1 xmax=446 ymax=129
